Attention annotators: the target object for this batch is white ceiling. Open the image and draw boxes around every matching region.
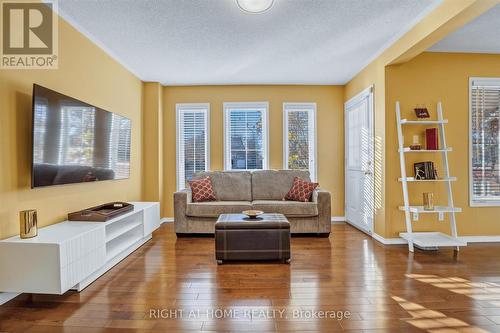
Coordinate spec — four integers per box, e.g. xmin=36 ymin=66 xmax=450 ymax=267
xmin=429 ymin=4 xmax=500 ymax=54
xmin=58 ymin=0 xmax=441 ymax=85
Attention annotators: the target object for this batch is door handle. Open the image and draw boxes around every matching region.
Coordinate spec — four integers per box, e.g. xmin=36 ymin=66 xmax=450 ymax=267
xmin=364 ymin=170 xmax=372 ymax=176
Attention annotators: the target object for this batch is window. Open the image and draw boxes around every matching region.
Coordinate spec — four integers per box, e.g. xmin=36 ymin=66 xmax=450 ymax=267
xmin=176 ymin=103 xmax=210 ymax=190
xmin=224 ymin=102 xmax=269 ymax=170
xmin=283 ymin=103 xmax=317 ymax=181
xmin=470 ymin=78 xmax=500 ymax=206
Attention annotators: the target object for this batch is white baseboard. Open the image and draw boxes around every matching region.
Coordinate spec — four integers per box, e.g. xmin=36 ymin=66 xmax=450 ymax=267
xmin=0 ymin=292 xmax=19 ymax=305
xmin=372 ymin=233 xmax=407 ymax=245
xmin=331 ymin=216 xmax=345 ymax=224
xmin=459 ymin=236 xmax=500 ymax=243
xmin=160 ymin=217 xmax=174 ymax=223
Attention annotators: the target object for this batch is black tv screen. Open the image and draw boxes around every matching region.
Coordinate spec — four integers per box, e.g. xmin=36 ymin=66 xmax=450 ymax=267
xmin=32 ymin=84 xmax=131 ymax=188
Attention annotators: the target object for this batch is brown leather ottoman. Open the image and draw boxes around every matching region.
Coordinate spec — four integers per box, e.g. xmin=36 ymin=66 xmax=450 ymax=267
xmin=215 ymin=213 xmax=291 ymax=264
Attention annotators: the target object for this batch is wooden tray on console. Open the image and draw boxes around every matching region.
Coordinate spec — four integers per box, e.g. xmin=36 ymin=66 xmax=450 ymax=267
xmin=68 ymin=202 xmax=134 ymax=222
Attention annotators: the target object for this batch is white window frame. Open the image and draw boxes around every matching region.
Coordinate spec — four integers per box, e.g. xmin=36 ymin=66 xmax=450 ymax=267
xmin=469 ymin=77 xmax=500 ymax=207
xmin=283 ymin=102 xmax=317 ymax=181
xmin=176 ymin=103 xmax=210 ymax=191
xmin=223 ymin=102 xmax=269 ymax=171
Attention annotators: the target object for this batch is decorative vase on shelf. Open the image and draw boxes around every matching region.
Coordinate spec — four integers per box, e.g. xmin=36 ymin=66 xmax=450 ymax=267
xmin=423 ymin=193 xmax=434 ymax=211
xmin=20 ymin=209 xmax=38 ymax=239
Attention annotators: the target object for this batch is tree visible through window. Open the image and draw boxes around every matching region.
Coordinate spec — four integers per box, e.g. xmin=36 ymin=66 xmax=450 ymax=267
xmin=284 ymin=103 xmax=316 ymax=180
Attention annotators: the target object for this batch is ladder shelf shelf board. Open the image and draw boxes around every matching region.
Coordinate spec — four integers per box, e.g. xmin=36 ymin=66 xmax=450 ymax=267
xmin=399 ymin=177 xmax=457 ymax=182
xmin=396 ymin=101 xmax=464 ymax=252
xmin=398 ymin=206 xmax=462 ymax=213
xmin=400 ymin=119 xmax=448 ymax=125
xmin=400 ymin=232 xmax=467 ymax=250
xmin=400 ymin=147 xmax=453 ymax=153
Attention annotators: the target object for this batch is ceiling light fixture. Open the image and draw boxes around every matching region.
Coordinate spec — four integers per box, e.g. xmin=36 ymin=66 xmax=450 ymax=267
xmin=236 ymin=0 xmax=274 ymax=14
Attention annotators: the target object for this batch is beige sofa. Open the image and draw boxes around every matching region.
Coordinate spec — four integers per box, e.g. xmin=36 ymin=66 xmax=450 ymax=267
xmin=174 ymin=170 xmax=331 ymax=236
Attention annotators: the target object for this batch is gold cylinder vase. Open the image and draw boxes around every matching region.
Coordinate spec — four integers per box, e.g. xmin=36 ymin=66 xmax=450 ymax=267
xmin=20 ymin=209 xmax=38 ymax=239
xmin=423 ymin=193 xmax=434 ymax=211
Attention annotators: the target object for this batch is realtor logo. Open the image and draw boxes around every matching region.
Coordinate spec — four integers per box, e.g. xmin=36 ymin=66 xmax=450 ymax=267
xmin=1 ymin=0 xmax=58 ymax=69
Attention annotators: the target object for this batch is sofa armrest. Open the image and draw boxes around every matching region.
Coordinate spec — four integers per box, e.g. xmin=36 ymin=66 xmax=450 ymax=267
xmin=176 ymin=188 xmax=192 ymax=203
xmin=174 ymin=189 xmax=192 ymax=233
xmin=313 ymin=188 xmax=331 ymax=234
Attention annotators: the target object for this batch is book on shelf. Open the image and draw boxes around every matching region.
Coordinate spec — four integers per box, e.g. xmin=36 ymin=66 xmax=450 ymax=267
xmin=426 ymin=128 xmax=438 ymax=150
xmin=414 ymin=161 xmax=437 ymax=180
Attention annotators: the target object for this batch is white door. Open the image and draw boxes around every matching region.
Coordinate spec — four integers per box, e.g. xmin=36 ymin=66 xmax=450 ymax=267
xmin=345 ymin=87 xmax=374 ymax=234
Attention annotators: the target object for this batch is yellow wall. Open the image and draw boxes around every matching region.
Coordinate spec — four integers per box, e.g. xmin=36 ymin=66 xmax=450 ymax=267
xmin=162 ymin=85 xmax=345 ymax=217
xmin=0 ymin=19 xmax=142 ymax=239
xmin=386 ymin=52 xmax=500 ymax=237
xmin=142 ymin=82 xmax=164 ymax=214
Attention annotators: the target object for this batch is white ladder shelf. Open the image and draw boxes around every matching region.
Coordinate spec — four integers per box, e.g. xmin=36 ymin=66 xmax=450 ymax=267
xmin=396 ymin=101 xmax=466 ymax=252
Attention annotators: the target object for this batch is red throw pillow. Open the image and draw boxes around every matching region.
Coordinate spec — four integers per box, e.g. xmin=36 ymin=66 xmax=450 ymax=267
xmin=285 ymin=177 xmax=319 ymax=202
xmin=188 ymin=176 xmax=216 ymax=202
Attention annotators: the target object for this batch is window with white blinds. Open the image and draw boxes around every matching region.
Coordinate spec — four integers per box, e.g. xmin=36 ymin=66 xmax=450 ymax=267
xmin=176 ymin=103 xmax=210 ymax=190
xmin=224 ymin=102 xmax=269 ymax=170
xmin=470 ymin=78 xmax=500 ymax=206
xmin=283 ymin=103 xmax=317 ymax=181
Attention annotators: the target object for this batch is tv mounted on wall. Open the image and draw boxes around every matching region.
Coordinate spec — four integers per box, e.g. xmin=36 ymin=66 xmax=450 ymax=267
xmin=31 ymin=84 xmax=132 ymax=188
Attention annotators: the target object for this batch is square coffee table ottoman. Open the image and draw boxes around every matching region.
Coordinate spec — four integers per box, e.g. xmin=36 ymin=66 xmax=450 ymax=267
xmin=215 ymin=213 xmax=291 ymax=264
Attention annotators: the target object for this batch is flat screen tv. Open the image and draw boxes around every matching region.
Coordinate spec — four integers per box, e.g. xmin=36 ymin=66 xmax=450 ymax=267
xmin=32 ymin=84 xmax=131 ymax=188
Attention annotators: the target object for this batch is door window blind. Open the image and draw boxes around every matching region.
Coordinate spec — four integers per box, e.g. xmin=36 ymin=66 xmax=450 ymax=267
xmin=284 ymin=103 xmax=317 ymax=181
xmin=470 ymin=79 xmax=500 ymax=206
xmin=224 ymin=102 xmax=268 ymax=170
xmin=176 ymin=104 xmax=209 ymax=190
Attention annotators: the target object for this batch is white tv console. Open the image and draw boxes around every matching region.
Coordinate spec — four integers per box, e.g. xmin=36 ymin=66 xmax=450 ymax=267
xmin=0 ymin=202 xmax=160 ymax=295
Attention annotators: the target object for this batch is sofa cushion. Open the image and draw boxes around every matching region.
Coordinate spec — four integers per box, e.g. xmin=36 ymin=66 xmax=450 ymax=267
xmin=194 ymin=171 xmax=252 ymax=201
xmin=251 ymin=200 xmax=318 ymax=217
xmin=186 ymin=201 xmax=252 ymax=218
xmin=251 ymin=170 xmax=311 ymax=200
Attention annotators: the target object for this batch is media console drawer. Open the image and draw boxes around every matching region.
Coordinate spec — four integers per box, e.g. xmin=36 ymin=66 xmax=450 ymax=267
xmin=0 ymin=202 xmax=160 ymax=295
xmin=0 ymin=223 xmax=105 ymax=294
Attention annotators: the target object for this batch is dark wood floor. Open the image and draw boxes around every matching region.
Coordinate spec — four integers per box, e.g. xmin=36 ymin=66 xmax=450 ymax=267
xmin=2 ymin=223 xmax=500 ymax=332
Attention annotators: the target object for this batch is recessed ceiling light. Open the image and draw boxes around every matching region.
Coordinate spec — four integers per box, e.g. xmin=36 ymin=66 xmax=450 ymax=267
xmin=236 ymin=0 xmax=274 ymax=14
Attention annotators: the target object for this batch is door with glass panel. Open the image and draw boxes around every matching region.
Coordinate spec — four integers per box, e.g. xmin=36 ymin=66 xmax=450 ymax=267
xmin=283 ymin=103 xmax=317 ymax=181
xmin=344 ymin=87 xmax=374 ymax=234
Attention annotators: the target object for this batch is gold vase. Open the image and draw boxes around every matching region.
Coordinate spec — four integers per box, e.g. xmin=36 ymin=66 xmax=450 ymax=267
xmin=423 ymin=193 xmax=434 ymax=211
xmin=20 ymin=209 xmax=38 ymax=239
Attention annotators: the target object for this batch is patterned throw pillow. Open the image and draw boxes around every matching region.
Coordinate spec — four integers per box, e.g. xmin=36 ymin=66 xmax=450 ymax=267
xmin=285 ymin=177 xmax=319 ymax=202
xmin=188 ymin=176 xmax=217 ymax=202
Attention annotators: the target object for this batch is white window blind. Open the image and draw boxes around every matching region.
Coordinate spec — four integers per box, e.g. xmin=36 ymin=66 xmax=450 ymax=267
xmin=283 ymin=103 xmax=317 ymax=181
xmin=224 ymin=102 xmax=269 ymax=170
xmin=176 ymin=103 xmax=210 ymax=190
xmin=470 ymin=78 xmax=500 ymax=206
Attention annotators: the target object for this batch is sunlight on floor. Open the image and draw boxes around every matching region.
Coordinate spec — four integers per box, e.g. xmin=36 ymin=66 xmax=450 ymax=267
xmin=406 ymin=274 xmax=500 ymax=302
xmin=392 ymin=296 xmax=489 ymax=332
